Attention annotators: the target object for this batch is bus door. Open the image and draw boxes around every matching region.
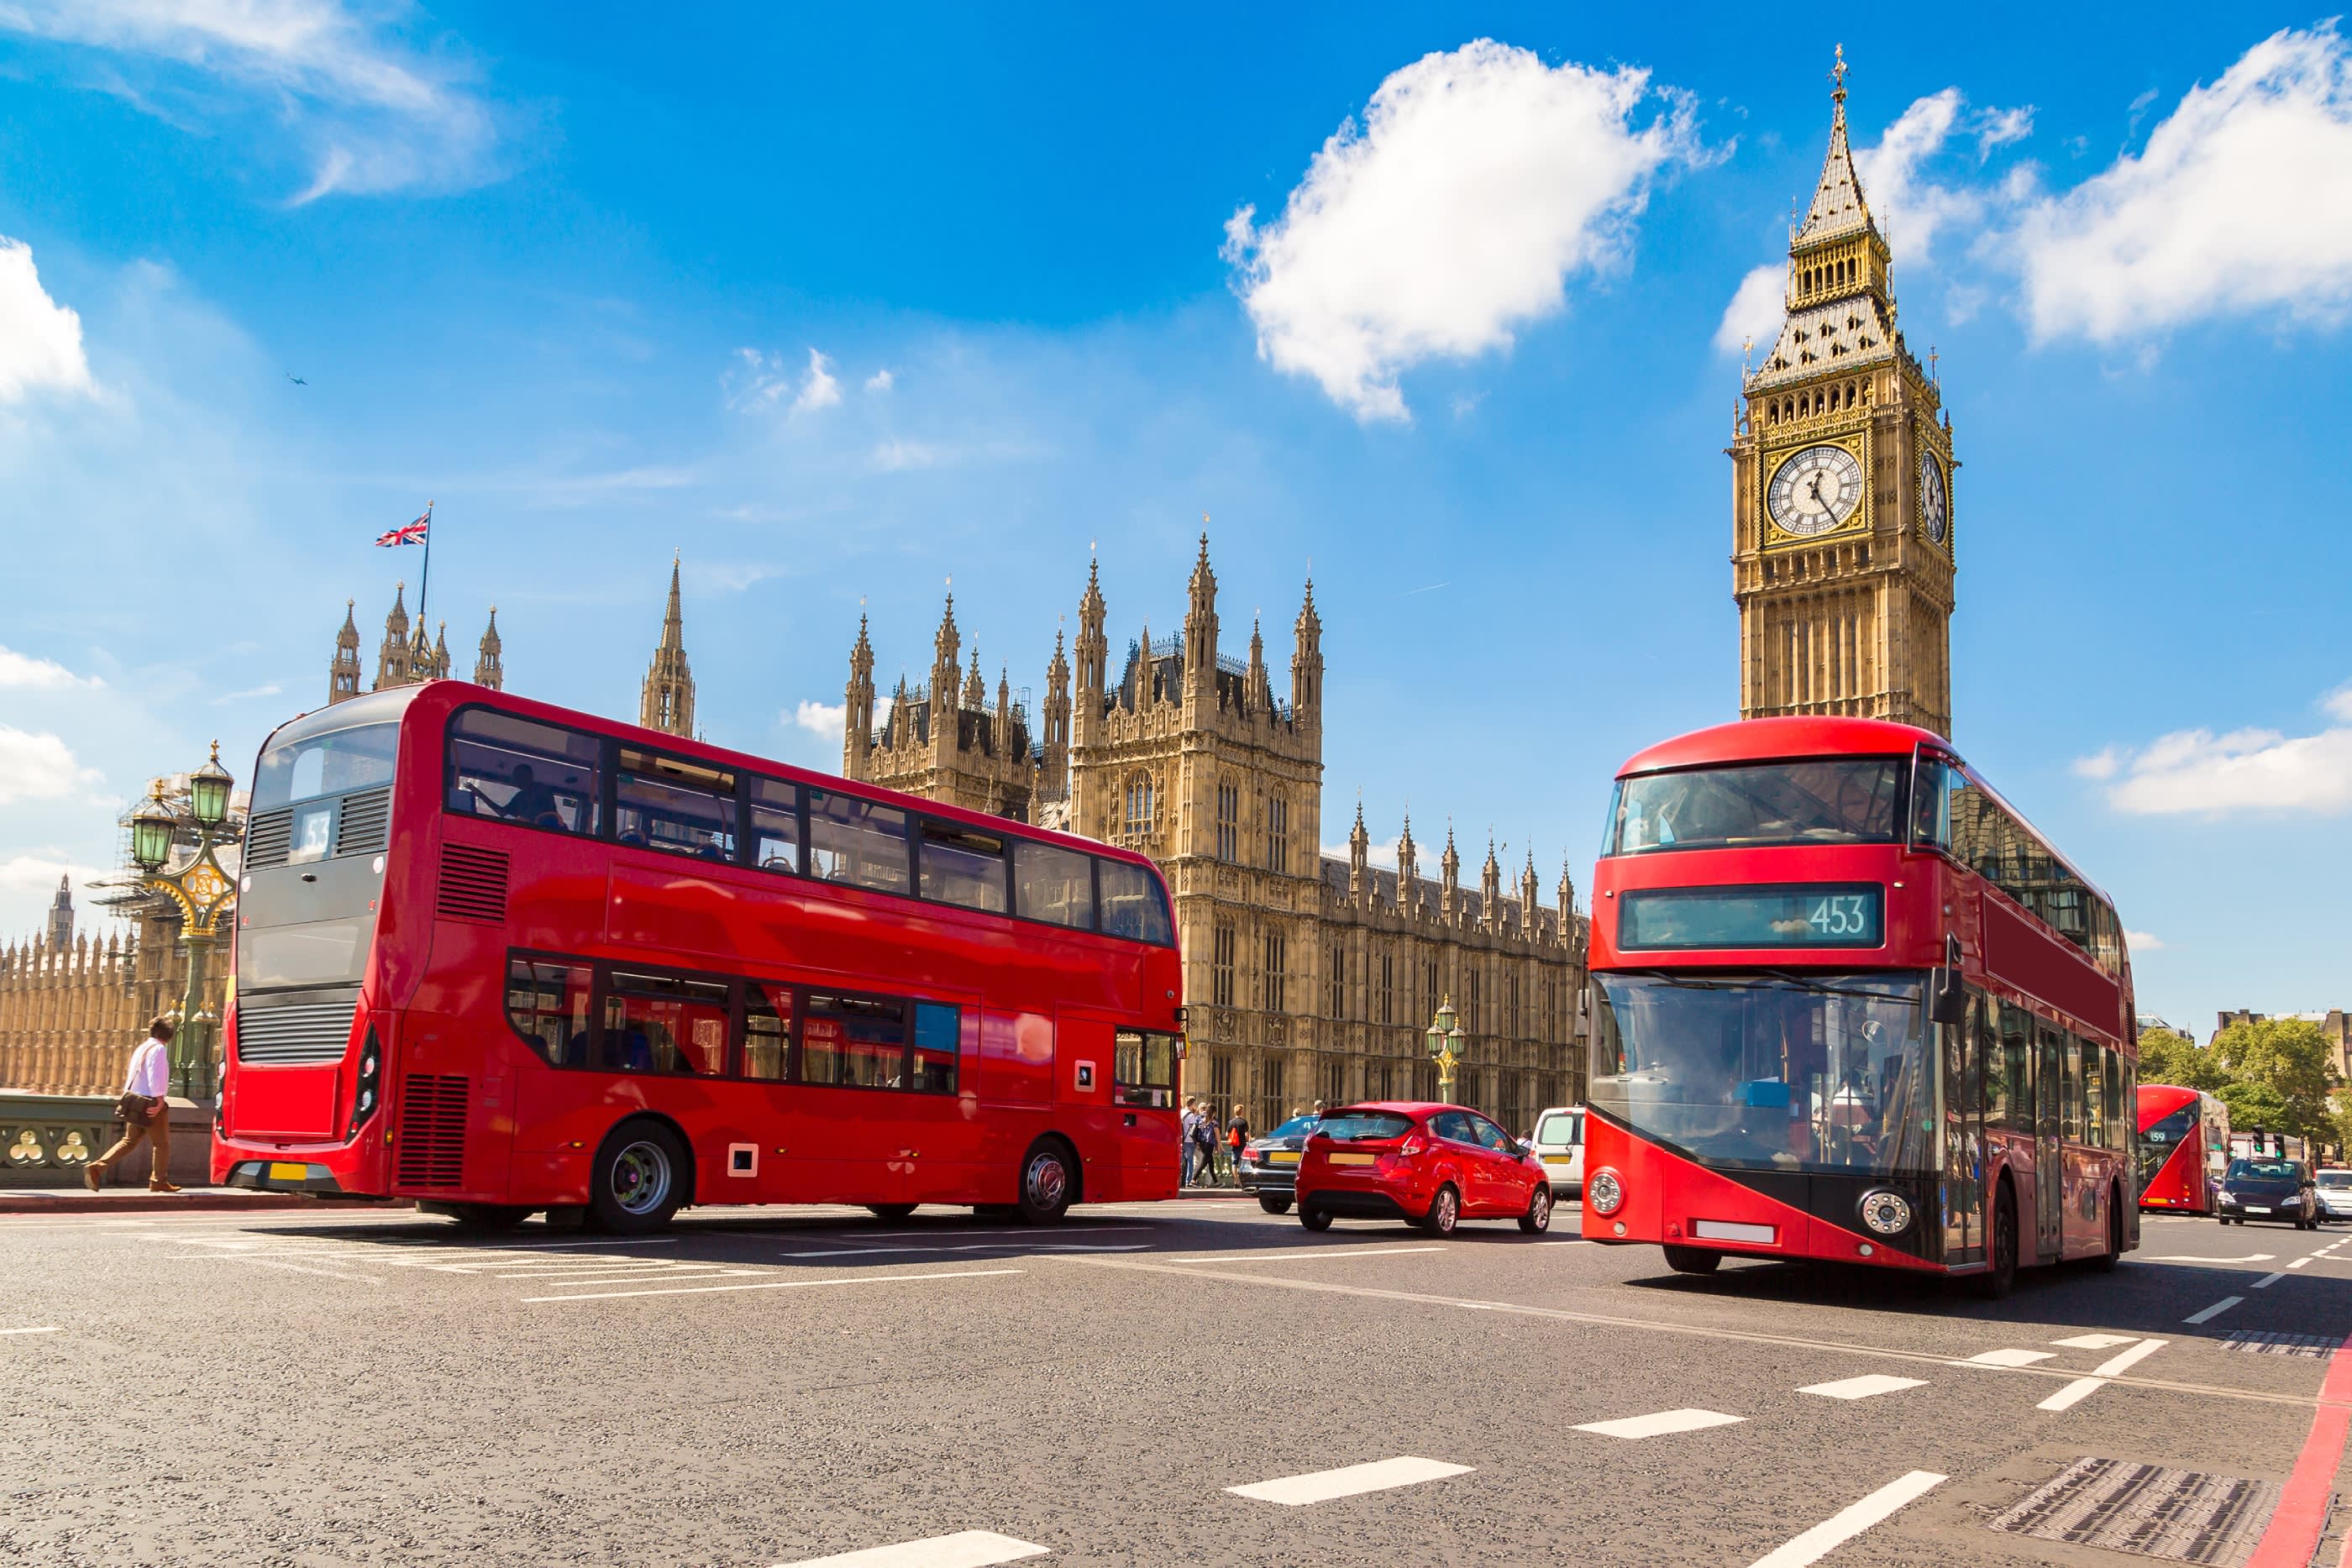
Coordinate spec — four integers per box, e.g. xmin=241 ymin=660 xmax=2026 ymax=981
xmin=2034 ymin=1024 xmax=2065 ymax=1262
xmin=1941 ymin=1000 xmax=1982 ymax=1265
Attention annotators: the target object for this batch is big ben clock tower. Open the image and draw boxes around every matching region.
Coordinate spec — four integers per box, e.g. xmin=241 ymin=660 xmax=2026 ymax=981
xmin=1732 ymin=49 xmax=1955 ymax=737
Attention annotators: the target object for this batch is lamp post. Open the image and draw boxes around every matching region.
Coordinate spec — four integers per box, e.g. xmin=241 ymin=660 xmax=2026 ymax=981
xmin=126 ymin=742 xmax=241 ymax=1103
xmin=1425 ymin=997 xmax=1466 ymax=1104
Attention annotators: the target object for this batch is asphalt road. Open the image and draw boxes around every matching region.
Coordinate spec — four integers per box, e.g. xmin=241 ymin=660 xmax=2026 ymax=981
xmin=7 ymin=1199 xmax=2350 ymax=1566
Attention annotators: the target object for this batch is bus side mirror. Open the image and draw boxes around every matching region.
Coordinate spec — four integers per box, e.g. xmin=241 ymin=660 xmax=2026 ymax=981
xmin=1929 ymin=934 xmax=1966 ymax=1026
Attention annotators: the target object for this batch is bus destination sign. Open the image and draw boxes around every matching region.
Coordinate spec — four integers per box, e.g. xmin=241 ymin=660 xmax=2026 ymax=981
xmin=1618 ymin=884 xmax=1884 ymax=951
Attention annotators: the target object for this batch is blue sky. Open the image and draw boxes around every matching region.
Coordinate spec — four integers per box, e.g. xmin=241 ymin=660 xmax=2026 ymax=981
xmin=1 ymin=3 xmax=2347 ymax=1038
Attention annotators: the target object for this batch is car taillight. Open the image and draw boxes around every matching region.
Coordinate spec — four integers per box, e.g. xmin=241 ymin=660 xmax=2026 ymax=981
xmin=1399 ymin=1135 xmax=1426 ymax=1156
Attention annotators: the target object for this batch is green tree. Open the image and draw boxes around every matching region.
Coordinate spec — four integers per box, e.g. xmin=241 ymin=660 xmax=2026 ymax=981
xmin=2213 ymin=1019 xmax=2340 ymax=1151
xmin=2139 ymin=1028 xmax=2229 ymax=1093
xmin=2218 ymin=1081 xmax=2292 ymax=1143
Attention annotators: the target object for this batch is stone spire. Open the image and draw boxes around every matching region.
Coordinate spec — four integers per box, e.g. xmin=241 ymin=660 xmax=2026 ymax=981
xmin=328 ymin=598 xmax=362 ymax=704
xmin=431 ymin=621 xmax=449 ymax=679
xmin=1440 ymin=821 xmax=1461 ymax=924
xmin=1291 ymin=574 xmax=1323 ymax=723
xmin=45 ymin=874 xmax=72 ymax=949
xmin=1795 ymin=45 xmax=1872 ymax=244
xmin=844 ymin=611 xmax=875 ymax=776
xmin=473 ymin=607 xmax=504 ymax=690
xmin=1246 ymin=615 xmax=1268 ymax=713
xmin=1520 ymin=851 xmax=1541 ymax=934
xmin=1041 ymin=625 xmax=1071 ymax=794
xmin=1481 ymin=835 xmax=1504 ymax=931
xmin=373 ymin=582 xmax=412 ymax=690
xmin=1557 ymin=857 xmax=1578 ymax=939
xmin=1398 ymin=812 xmax=1420 ymax=915
xmin=962 ymin=648 xmax=984 ymax=710
xmin=930 ymin=590 xmax=961 ymax=726
xmin=1183 ymin=530 xmax=1218 ymax=711
xmin=638 ymin=553 xmax=696 ymax=737
xmin=1347 ymin=798 xmax=1370 ymax=903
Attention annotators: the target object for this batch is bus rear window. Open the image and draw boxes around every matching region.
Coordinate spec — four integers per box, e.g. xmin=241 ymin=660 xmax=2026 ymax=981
xmin=1606 ymin=759 xmax=1903 ymax=856
xmin=255 ymin=722 xmax=401 ymax=812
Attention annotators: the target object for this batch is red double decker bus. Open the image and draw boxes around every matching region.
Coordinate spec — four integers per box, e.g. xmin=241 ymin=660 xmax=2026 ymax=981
xmin=1583 ymin=717 xmax=2138 ymax=1296
xmin=213 ymin=682 xmax=1186 ymax=1232
xmin=2138 ymin=1085 xmax=2229 ymax=1215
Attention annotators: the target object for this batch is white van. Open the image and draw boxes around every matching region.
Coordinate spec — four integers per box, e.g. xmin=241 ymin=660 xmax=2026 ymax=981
xmin=1531 ymin=1106 xmax=1585 ymax=1198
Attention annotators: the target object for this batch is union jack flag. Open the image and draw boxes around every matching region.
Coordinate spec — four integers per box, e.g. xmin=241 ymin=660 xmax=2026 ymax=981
xmin=375 ymin=509 xmax=430 ymax=548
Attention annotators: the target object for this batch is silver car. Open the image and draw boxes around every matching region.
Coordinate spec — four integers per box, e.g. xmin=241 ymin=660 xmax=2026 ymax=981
xmin=2317 ymin=1169 xmax=2352 ymax=1224
xmin=1531 ymin=1105 xmax=1585 ymax=1198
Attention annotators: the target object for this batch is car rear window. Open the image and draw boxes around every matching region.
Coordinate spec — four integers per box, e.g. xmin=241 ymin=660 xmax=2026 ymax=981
xmin=1318 ymin=1111 xmax=1415 ymax=1142
xmin=1534 ymin=1111 xmax=1581 ymax=1148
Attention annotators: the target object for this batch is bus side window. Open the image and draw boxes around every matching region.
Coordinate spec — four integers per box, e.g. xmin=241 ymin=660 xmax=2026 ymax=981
xmin=1114 ymin=1028 xmax=1178 ymax=1108
xmin=1977 ymin=993 xmax=2005 ymax=1128
xmin=808 ymin=792 xmax=911 ymax=896
xmin=614 ymin=748 xmax=738 ymax=861
xmin=448 ymin=709 xmax=602 ymax=835
xmin=912 ymin=1003 xmax=959 ymax=1094
xmin=506 ymin=957 xmax=592 ymax=1067
xmin=919 ymin=823 xmax=1009 ymax=913
xmin=742 ymin=983 xmax=794 ymax=1081
xmin=2000 ymin=1004 xmax=2031 ymax=1132
xmin=605 ymin=969 xmax=731 ymax=1074
xmin=747 ymin=777 xmax=802 ymax=875
xmin=1014 ymin=841 xmax=1096 ymax=930
xmin=1098 ymin=858 xmax=1173 ymax=945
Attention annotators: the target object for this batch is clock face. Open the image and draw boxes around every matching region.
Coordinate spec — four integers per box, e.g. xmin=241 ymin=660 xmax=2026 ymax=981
xmin=1919 ymin=453 xmax=1948 ymax=545
xmin=1767 ymin=444 xmax=1866 ymax=537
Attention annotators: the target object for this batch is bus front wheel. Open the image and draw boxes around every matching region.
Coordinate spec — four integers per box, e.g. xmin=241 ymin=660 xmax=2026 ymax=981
xmin=1662 ymin=1245 xmax=1719 ymax=1275
xmin=865 ymin=1204 xmax=918 ymax=1222
xmin=1978 ymin=1184 xmax=2019 ymax=1300
xmin=589 ymin=1120 xmax=687 ymax=1235
xmin=2092 ymin=1188 xmax=2124 ymax=1272
xmin=1016 ymin=1141 xmax=1076 ymax=1225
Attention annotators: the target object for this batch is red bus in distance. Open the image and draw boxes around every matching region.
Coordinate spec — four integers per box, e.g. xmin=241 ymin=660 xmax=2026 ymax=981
xmin=2136 ymin=1085 xmax=2229 ymax=1216
xmin=1583 ymin=716 xmax=2138 ymax=1297
xmin=214 ymin=682 xmax=1186 ymax=1232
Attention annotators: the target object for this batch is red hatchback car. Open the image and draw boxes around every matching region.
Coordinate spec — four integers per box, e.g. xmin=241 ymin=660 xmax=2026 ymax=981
xmin=1294 ymin=1103 xmax=1553 ymax=1236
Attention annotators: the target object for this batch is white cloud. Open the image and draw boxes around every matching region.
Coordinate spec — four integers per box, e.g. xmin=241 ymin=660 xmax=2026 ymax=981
xmin=209 ymin=681 xmax=282 ymax=705
xmin=0 ymin=644 xmax=102 ymax=690
xmin=871 ymin=439 xmax=941 ymax=473
xmin=1975 ymin=105 xmax=2035 ymax=160
xmin=1851 ymin=89 xmax=2034 ymax=262
xmin=1222 ymin=39 xmax=1705 ymax=421
xmin=2013 ymin=24 xmax=2352 ymax=343
xmin=0 ymin=725 xmax=103 ymax=806
xmin=791 ymin=700 xmax=846 ymax=742
xmin=0 ymin=0 xmax=503 ymax=201
xmin=0 ymin=238 xmax=94 ymax=401
xmin=2125 ymin=930 xmax=2166 ymax=951
xmin=2080 ymin=683 xmax=2352 ymax=816
xmin=865 ymin=368 xmax=894 ymax=393
xmin=792 ymin=349 xmax=842 ymax=415
xmin=1714 ymin=263 xmax=1785 ymax=354
xmin=0 ymin=852 xmax=110 ymax=936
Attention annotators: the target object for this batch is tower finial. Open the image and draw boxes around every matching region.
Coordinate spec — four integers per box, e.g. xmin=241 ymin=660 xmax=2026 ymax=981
xmin=1831 ymin=43 xmax=1848 ymax=103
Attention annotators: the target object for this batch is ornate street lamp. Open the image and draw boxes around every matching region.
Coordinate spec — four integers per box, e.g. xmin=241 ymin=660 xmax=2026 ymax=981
xmin=1425 ymin=997 xmax=1463 ymax=1104
xmin=118 ymin=744 xmax=243 ymax=1103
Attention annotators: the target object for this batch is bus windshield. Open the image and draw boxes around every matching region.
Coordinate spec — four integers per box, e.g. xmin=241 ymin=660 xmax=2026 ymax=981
xmin=1606 ymin=759 xmax=1903 ymax=856
xmin=1589 ymin=971 xmax=1931 ymax=1175
xmin=2138 ymin=1101 xmax=2197 ymax=1188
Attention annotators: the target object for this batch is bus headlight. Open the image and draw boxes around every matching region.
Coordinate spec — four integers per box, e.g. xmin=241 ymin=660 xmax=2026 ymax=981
xmin=1588 ymin=1167 xmax=1625 ymax=1216
xmin=1859 ymin=1188 xmax=1914 ymax=1236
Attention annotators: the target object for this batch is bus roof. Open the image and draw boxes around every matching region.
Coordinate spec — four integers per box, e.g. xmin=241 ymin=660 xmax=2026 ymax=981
xmin=1616 ymin=716 xmax=1947 ymax=777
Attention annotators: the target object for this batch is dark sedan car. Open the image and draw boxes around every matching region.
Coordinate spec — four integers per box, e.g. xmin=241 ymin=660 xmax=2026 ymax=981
xmin=1237 ymin=1114 xmax=1319 ymax=1214
xmin=2217 ymin=1156 xmax=2318 ymax=1229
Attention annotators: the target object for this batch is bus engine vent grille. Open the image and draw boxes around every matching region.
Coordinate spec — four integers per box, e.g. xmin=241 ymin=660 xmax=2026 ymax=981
xmin=436 ymin=845 xmax=509 ymax=924
xmin=244 ymin=808 xmax=293 ymax=872
xmin=396 ymin=1074 xmax=469 ymax=1189
xmin=336 ymin=788 xmax=391 ymax=857
xmin=234 ymin=997 xmax=360 ymax=1065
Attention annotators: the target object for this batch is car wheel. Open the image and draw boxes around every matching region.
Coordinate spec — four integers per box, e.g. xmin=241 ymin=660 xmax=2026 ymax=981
xmin=1420 ymin=1183 xmax=1461 ymax=1237
xmin=1015 ymin=1141 xmax=1076 ymax=1225
xmin=1299 ymin=1205 xmax=1332 ymax=1232
xmin=1519 ymin=1185 xmax=1552 ymax=1235
xmin=865 ymin=1204 xmax=917 ymax=1222
xmin=1662 ymin=1245 xmax=1720 ymax=1275
xmin=1977 ymin=1183 xmax=2019 ymax=1300
xmin=1257 ymin=1193 xmax=1294 ymax=1215
xmin=588 ymin=1120 xmax=686 ymax=1235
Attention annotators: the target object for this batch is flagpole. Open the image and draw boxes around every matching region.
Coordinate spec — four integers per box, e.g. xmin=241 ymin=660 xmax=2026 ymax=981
xmin=417 ymin=501 xmax=434 ymax=627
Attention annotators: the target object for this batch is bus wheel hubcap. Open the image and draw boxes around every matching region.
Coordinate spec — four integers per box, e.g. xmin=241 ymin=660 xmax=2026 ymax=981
xmin=1027 ymin=1156 xmax=1067 ymax=1210
xmin=612 ymin=1141 xmax=671 ymax=1214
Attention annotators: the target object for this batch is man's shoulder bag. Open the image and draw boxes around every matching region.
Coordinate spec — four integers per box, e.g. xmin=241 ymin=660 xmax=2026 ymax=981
xmin=113 ymin=1092 xmax=162 ymax=1125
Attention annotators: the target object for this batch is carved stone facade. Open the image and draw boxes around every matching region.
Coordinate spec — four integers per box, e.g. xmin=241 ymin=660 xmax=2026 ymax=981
xmin=328 ymin=584 xmax=501 ymax=707
xmin=843 ymin=539 xmax=1589 ymax=1134
xmin=1731 ymin=54 xmax=1956 ymax=737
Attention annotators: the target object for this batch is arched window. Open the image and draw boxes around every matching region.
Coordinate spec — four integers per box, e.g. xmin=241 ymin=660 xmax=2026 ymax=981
xmin=1123 ymin=773 xmax=1154 ymax=836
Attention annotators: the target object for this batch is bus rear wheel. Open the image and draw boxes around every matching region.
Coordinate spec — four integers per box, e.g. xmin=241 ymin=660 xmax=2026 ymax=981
xmin=1662 ymin=1245 xmax=1719 ymax=1275
xmin=2092 ymin=1189 xmax=2123 ymax=1272
xmin=444 ymin=1203 xmax=533 ymax=1232
xmin=589 ymin=1120 xmax=687 ymax=1235
xmin=1016 ymin=1141 xmax=1076 ymax=1225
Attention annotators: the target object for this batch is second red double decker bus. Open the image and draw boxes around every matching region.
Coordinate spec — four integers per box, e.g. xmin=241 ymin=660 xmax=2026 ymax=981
xmin=1583 ymin=716 xmax=2138 ymax=1296
xmin=2138 ymin=1084 xmax=2229 ymax=1215
xmin=213 ymin=681 xmax=1186 ymax=1232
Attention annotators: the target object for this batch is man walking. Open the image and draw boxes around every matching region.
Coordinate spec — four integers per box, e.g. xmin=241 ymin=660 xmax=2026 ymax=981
xmin=1179 ymin=1099 xmax=1203 ymax=1188
xmin=87 ymin=1016 xmax=179 ymax=1193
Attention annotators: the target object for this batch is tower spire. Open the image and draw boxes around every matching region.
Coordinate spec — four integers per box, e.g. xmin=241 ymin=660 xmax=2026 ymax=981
xmin=639 ymin=553 xmax=696 ymax=737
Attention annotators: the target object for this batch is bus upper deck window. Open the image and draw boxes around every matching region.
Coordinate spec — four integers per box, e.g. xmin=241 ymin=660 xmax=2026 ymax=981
xmin=747 ymin=777 xmax=801 ymax=875
xmin=1098 ymin=858 xmax=1173 ymax=945
xmin=808 ymin=791 xmax=911 ymax=895
xmin=447 ymin=710 xmax=602 ymax=835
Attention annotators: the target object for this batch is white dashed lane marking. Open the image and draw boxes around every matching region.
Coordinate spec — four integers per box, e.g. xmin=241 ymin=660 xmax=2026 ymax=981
xmin=2185 ymin=1297 xmax=2244 ymax=1325
xmin=2038 ymin=1339 xmax=2168 ymax=1412
xmin=1226 ymin=1455 xmax=1473 ymax=1506
xmin=1 ymin=1326 xmax=61 ymax=1335
xmin=1742 ymin=1471 xmax=1947 ymax=1568
xmin=1575 ymin=1408 xmax=1745 ymax=1440
xmin=2053 ymin=1334 xmax=2140 ymax=1350
xmin=1799 ymin=1374 xmax=1926 ymax=1401
xmin=1957 ymin=1349 xmax=2055 ymax=1368
xmin=1158 ymin=1246 xmax=1445 ymax=1264
xmin=2147 ymin=1253 xmax=2276 ymax=1263
xmin=523 ymin=1266 xmax=1024 ymax=1303
xmin=2255 ymin=1272 xmax=2286 ymax=1288
xmin=774 ymin=1529 xmax=1050 ymax=1566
